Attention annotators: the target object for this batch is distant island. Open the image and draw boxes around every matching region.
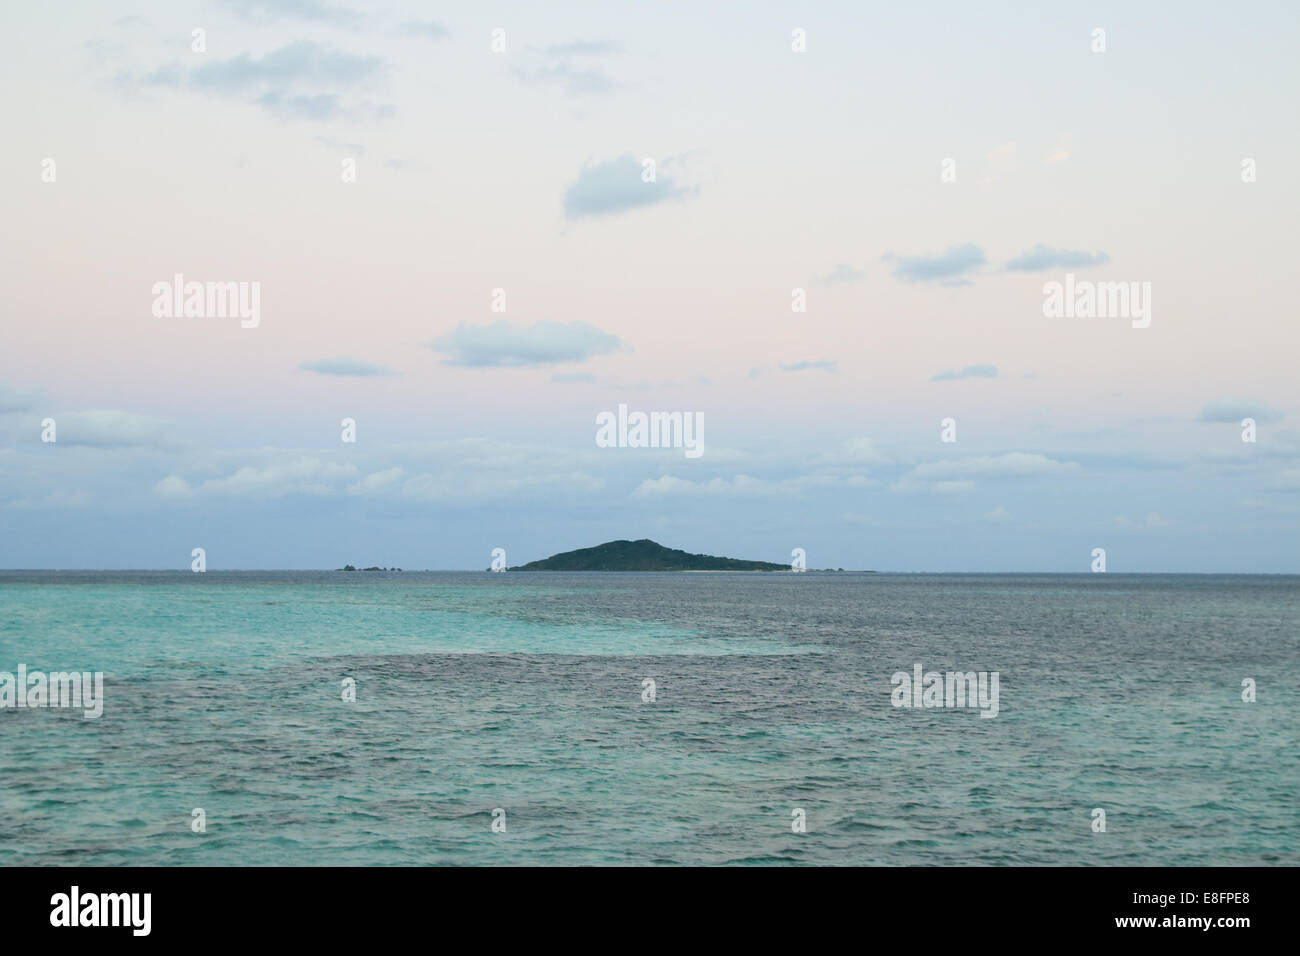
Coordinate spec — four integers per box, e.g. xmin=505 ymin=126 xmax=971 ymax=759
xmin=336 ymin=565 xmax=401 ymax=572
xmin=514 ymin=539 xmax=796 ymax=572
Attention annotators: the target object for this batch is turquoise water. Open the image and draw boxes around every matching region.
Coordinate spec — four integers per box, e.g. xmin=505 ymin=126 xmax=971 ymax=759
xmin=1 ymin=571 xmax=1296 ymax=865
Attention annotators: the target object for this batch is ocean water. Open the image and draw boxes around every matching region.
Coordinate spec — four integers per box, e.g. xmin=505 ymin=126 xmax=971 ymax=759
xmin=0 ymin=571 xmax=1295 ymax=866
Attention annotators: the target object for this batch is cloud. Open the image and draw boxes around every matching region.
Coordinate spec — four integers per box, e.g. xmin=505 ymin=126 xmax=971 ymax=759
xmin=347 ymin=467 xmax=404 ymax=495
xmin=217 ymin=0 xmax=364 ymax=27
xmin=1113 ymin=511 xmax=1170 ymax=529
xmin=1197 ymin=399 xmax=1283 ymax=424
xmin=1005 ymin=244 xmax=1109 ymax=271
xmin=189 ymin=42 xmax=382 ymax=92
xmin=314 ymin=135 xmax=364 ymax=154
xmin=820 ymin=437 xmax=892 ymax=466
xmin=632 ymin=473 xmax=873 ymax=499
xmin=932 ymin=480 xmax=976 ymax=494
xmin=298 ymin=358 xmax=395 ymax=377
xmin=152 ymin=475 xmax=194 ymax=500
xmin=1271 ymin=468 xmax=1300 ymax=490
xmin=399 ymin=466 xmax=604 ymax=504
xmin=51 ymin=410 xmax=176 ymax=449
xmin=542 ymin=40 xmax=624 ymax=56
xmin=815 ymin=263 xmax=865 ymax=286
xmin=432 ymin=321 xmax=623 ymax=368
xmin=909 ymin=452 xmax=1080 ymax=480
xmin=780 ymin=360 xmax=838 ymax=373
xmin=987 ymin=142 xmax=1016 ymax=165
xmin=931 ymin=364 xmax=998 ymax=382
xmin=516 ymin=62 xmax=619 ymax=96
xmin=139 ymin=42 xmax=390 ymax=121
xmin=401 ymin=20 xmax=448 ymax=40
xmin=516 ymin=40 xmax=623 ymax=96
xmin=983 ymin=506 xmax=1013 ymax=522
xmin=552 ymin=372 xmax=596 ymax=384
xmin=144 ymin=440 xmax=611 ymax=508
xmin=563 ymin=153 xmax=697 ymax=220
xmin=883 ymin=244 xmax=984 ymax=283
xmin=1242 ymin=497 xmax=1299 ymax=514
xmin=159 ymin=457 xmax=359 ymax=499
xmin=0 ymin=383 xmax=40 ymax=413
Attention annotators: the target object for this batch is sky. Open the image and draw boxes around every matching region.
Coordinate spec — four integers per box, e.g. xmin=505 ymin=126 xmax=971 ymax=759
xmin=1 ymin=0 xmax=1297 ymax=571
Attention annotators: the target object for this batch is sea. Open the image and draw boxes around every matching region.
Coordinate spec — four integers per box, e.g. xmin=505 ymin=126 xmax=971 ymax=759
xmin=1 ymin=571 xmax=1296 ymax=865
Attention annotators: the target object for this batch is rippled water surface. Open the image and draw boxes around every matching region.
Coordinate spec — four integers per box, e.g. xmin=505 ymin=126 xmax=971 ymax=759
xmin=1 ymin=571 xmax=1295 ymax=865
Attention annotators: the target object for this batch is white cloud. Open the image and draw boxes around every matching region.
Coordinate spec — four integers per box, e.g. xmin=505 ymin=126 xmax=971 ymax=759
xmin=347 ymin=467 xmax=404 ymax=495
xmin=1112 ymin=512 xmax=1170 ymax=529
xmin=909 ymin=452 xmax=1080 ymax=480
xmin=50 ymin=410 xmax=177 ymax=449
xmin=153 ymin=475 xmax=195 ymax=499
xmin=632 ymin=473 xmax=873 ymax=499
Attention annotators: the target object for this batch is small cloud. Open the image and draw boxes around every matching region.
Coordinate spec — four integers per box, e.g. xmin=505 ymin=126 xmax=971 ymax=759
xmin=314 ymin=135 xmax=364 ymax=154
xmin=979 ymin=142 xmax=1018 ymax=185
xmin=815 ymin=263 xmax=865 ymax=286
xmin=0 ymin=383 xmax=40 ymax=413
xmin=299 ymin=358 xmax=395 ymax=377
xmin=433 ymin=321 xmax=623 ymax=368
xmin=194 ymin=44 xmax=385 ymax=92
xmin=552 ymin=372 xmax=596 ymax=384
xmin=192 ymin=457 xmax=358 ymax=499
xmin=983 ymin=506 xmax=1013 ymax=522
xmin=779 ymin=360 xmax=838 ymax=373
xmin=1047 ymin=133 xmax=1077 ymax=164
xmin=347 ymin=467 xmax=404 ymax=495
xmin=516 ymin=62 xmax=619 ymax=95
xmin=931 ymin=364 xmax=998 ymax=382
xmin=632 ymin=473 xmax=871 ymax=500
xmin=1271 ymin=468 xmax=1300 ymax=490
xmin=893 ymin=477 xmax=978 ymax=494
xmin=516 ymin=40 xmax=623 ymax=96
xmin=1005 ymin=244 xmax=1109 ymax=271
xmin=910 ymin=452 xmax=1079 ymax=480
xmin=542 ymin=40 xmax=624 ymax=56
xmin=988 ymin=142 xmax=1016 ymax=164
xmin=136 ymin=42 xmax=391 ymax=122
xmin=1113 ymin=512 xmax=1170 ymax=529
xmin=822 ymin=437 xmax=892 ymax=466
xmin=933 ymin=480 xmax=976 ymax=494
xmin=1197 ymin=399 xmax=1283 ymax=424
xmin=1243 ymin=496 xmax=1299 ymax=513
xmin=401 ymin=20 xmax=448 ymax=40
xmin=153 ymin=475 xmax=195 ymax=499
xmin=51 ymin=410 xmax=176 ymax=449
xmin=883 ymin=244 xmax=984 ymax=284
xmin=563 ymin=153 xmax=697 ymax=220
xmin=218 ymin=0 xmax=364 ymax=28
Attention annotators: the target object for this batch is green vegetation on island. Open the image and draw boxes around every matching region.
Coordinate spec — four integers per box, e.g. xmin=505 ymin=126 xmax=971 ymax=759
xmin=513 ymin=539 xmax=793 ymax=572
